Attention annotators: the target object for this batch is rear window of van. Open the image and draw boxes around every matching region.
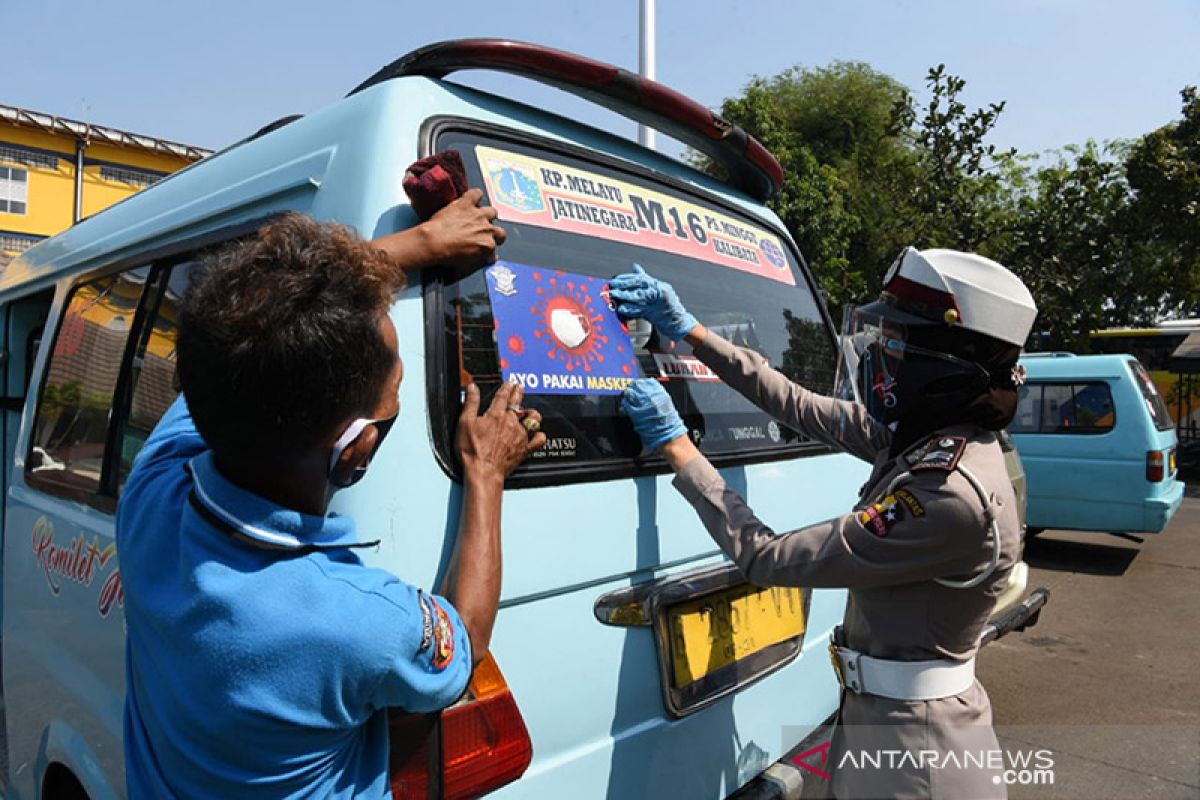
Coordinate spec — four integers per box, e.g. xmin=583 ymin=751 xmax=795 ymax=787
xmin=1128 ymin=359 xmax=1175 ymax=431
xmin=426 ymin=127 xmax=837 ymax=484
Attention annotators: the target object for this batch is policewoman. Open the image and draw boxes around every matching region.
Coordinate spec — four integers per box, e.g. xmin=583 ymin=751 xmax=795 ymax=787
xmin=611 ymin=249 xmax=1037 ymax=799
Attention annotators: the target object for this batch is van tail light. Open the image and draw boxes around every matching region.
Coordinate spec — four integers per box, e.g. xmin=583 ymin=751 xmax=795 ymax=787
xmin=1147 ymin=450 xmax=1165 ymax=482
xmin=390 ymin=652 xmax=533 ymax=800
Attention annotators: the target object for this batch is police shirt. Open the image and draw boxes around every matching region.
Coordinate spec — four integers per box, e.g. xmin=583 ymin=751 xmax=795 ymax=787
xmin=116 ymin=396 xmax=471 ymax=799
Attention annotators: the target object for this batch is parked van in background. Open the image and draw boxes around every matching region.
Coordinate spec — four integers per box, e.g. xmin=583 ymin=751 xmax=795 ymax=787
xmin=0 ymin=40 xmax=1044 ymax=800
xmin=1012 ymin=353 xmax=1184 ymax=535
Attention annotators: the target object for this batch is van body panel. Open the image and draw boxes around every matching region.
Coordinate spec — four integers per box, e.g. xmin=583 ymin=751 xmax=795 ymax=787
xmin=1 ymin=69 xmax=860 ymax=798
xmin=1013 ymin=354 xmax=1182 ymax=534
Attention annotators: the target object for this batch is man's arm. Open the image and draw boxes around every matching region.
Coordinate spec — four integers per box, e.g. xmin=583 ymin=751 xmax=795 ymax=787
xmin=440 ymin=381 xmax=544 ymax=665
xmin=372 ymin=188 xmax=506 ymax=275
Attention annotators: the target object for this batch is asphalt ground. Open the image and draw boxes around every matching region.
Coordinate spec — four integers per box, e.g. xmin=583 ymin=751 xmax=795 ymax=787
xmin=977 ymin=486 xmax=1200 ymax=799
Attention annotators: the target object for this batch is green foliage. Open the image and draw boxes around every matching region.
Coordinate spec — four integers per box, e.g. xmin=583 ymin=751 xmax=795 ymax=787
xmin=693 ymin=63 xmax=1199 ymax=349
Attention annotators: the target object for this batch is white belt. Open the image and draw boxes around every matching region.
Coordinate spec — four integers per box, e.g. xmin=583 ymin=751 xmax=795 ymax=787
xmin=830 ymin=643 xmax=975 ymax=701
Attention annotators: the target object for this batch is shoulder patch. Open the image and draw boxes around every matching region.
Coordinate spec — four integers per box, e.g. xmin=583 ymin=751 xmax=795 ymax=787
xmin=429 ymin=596 xmax=456 ymax=671
xmin=857 ymin=492 xmax=915 ymax=537
xmin=417 ymin=591 xmax=434 ymax=654
xmin=908 ymin=436 xmax=967 ymax=473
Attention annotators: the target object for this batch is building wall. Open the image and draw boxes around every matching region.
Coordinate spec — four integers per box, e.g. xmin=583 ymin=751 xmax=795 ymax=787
xmin=0 ymin=123 xmax=200 ymax=255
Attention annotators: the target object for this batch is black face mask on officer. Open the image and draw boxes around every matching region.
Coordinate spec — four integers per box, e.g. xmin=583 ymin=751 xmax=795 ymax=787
xmin=835 ymin=308 xmax=990 ymax=425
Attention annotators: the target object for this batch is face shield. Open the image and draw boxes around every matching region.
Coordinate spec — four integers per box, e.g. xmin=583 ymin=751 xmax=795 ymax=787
xmin=834 ymin=304 xmax=990 ymax=424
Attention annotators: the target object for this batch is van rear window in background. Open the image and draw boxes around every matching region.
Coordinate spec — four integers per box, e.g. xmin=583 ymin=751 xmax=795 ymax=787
xmin=1128 ymin=359 xmax=1175 ymax=431
xmin=1011 ymin=382 xmax=1116 ymax=434
xmin=428 ymin=130 xmax=836 ymax=483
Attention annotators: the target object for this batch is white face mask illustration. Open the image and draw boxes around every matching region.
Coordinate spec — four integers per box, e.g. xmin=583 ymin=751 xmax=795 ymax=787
xmin=550 ymin=308 xmax=591 ymax=349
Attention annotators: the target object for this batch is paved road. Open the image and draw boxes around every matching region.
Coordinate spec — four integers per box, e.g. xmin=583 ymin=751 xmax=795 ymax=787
xmin=978 ymin=491 xmax=1200 ymax=798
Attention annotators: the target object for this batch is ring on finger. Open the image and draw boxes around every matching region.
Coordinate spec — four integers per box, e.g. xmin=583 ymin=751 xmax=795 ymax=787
xmin=522 ymin=416 xmax=541 ymax=434
xmin=507 ymin=403 xmax=523 ymax=415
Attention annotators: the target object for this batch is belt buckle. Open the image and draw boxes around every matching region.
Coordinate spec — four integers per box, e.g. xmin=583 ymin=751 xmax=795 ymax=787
xmin=828 ymin=638 xmax=847 ymax=689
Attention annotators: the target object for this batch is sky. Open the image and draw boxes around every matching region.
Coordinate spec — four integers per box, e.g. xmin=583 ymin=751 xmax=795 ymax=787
xmin=5 ymin=0 xmax=1199 ymax=162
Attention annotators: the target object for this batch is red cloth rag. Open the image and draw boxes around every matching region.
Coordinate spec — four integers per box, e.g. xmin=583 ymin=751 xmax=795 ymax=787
xmin=403 ymin=150 xmax=469 ymax=220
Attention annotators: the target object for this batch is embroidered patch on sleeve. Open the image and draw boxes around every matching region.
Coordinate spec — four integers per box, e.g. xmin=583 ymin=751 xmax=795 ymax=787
xmin=416 ymin=591 xmax=435 ymax=654
xmin=429 ymin=596 xmax=456 ymax=671
xmin=857 ymin=493 xmax=908 ymax=537
xmin=908 ymin=436 xmax=967 ymax=473
xmin=893 ymin=488 xmax=926 ymax=517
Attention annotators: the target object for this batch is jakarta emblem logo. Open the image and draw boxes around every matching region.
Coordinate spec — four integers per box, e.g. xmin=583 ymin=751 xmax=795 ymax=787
xmin=489 ymin=164 xmax=545 ymax=213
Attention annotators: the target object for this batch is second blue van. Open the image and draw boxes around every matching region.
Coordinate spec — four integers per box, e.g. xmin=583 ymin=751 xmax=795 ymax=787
xmin=1011 ymin=353 xmax=1184 ymax=534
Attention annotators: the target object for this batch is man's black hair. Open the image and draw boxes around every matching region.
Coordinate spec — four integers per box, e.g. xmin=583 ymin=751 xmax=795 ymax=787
xmin=177 ymin=213 xmax=399 ymax=466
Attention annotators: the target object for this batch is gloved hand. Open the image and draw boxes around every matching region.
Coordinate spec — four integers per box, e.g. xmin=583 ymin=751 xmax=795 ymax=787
xmin=622 ymin=379 xmax=688 ymax=451
xmin=609 ymin=264 xmax=698 ymax=341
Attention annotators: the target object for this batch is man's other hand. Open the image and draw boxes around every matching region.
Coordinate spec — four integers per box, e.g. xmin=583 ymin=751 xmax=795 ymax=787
xmin=424 ymin=189 xmax=507 ymax=269
xmin=456 ymin=381 xmax=545 ymax=483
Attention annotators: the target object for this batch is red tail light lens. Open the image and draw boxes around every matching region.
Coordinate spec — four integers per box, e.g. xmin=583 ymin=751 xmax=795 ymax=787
xmin=1147 ymin=450 xmax=1165 ymax=482
xmin=442 ymin=655 xmax=533 ymax=799
xmin=390 ymin=653 xmax=533 ymax=800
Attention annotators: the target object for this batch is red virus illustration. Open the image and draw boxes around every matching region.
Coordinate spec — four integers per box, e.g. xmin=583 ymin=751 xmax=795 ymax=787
xmin=531 ymin=277 xmax=609 ymax=372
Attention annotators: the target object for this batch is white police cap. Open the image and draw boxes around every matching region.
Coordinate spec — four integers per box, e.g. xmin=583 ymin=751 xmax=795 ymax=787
xmin=877 ymin=247 xmax=1038 ymax=346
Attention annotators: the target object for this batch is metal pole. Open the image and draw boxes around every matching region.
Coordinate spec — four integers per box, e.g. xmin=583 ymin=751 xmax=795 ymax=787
xmin=638 ymin=0 xmax=656 ymax=150
xmin=74 ymin=138 xmax=85 ymax=224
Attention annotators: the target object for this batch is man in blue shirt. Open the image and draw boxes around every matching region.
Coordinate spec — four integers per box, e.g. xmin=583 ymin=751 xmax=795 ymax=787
xmin=116 ymin=194 xmax=543 ymax=798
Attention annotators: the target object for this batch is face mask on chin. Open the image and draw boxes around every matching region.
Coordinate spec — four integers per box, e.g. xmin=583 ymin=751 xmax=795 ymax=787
xmin=327 ymin=413 xmax=398 ymax=489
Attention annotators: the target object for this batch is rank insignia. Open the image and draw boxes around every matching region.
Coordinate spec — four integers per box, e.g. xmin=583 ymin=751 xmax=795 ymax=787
xmin=908 ymin=435 xmax=967 ymax=473
xmin=858 ymin=493 xmax=907 ymax=537
xmin=429 ymin=596 xmax=456 ymax=671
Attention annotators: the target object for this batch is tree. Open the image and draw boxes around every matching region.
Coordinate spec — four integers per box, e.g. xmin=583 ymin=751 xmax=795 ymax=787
xmin=1005 ymin=143 xmax=1136 ymax=351
xmin=891 ymin=64 xmax=1019 ymax=256
xmin=693 ymin=62 xmax=913 ymax=314
xmin=1123 ymin=86 xmax=1200 ymax=319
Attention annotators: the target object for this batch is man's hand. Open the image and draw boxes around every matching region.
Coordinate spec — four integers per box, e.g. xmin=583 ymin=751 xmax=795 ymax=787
xmin=609 ymin=264 xmax=700 ymax=341
xmin=444 ymin=381 xmax=543 ymax=666
xmin=456 ymin=380 xmax=545 ymax=482
xmin=423 ymin=188 xmax=507 ymax=269
xmin=622 ymin=379 xmax=689 ymax=452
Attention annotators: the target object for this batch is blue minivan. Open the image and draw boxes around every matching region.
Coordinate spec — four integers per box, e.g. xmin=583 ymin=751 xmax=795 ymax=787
xmin=1011 ymin=353 xmax=1184 ymax=534
xmin=0 ymin=40 xmax=1042 ymax=800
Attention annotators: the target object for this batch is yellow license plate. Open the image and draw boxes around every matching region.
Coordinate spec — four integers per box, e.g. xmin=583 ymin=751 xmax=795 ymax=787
xmin=666 ymin=585 xmax=806 ymax=688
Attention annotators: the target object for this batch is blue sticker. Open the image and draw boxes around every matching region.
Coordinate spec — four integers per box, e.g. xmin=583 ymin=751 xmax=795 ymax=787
xmin=485 ymin=261 xmax=640 ymax=395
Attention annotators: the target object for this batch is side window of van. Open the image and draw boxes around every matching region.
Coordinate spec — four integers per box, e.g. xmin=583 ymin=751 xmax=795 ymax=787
xmin=428 ymin=128 xmax=837 ymax=486
xmin=27 ymin=270 xmax=150 ymax=506
xmin=1014 ymin=382 xmax=1116 ymax=435
xmin=26 ymin=245 xmax=224 ymax=510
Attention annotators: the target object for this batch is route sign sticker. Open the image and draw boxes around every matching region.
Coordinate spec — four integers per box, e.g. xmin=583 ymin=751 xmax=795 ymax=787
xmin=477 ymin=145 xmax=796 ymax=286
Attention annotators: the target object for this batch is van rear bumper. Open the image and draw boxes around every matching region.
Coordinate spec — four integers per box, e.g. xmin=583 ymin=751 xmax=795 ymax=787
xmin=1144 ymin=480 xmax=1185 ymax=532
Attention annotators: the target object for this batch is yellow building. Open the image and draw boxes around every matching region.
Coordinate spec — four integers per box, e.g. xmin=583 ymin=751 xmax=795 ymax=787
xmin=0 ymin=103 xmax=211 ymax=258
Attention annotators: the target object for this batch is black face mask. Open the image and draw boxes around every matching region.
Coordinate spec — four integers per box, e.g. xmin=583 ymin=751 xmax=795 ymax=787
xmin=327 ymin=413 xmax=398 ymax=489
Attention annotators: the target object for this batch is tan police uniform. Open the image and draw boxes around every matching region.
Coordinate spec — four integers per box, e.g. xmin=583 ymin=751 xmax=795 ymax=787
xmin=671 ymin=331 xmax=1022 ymax=799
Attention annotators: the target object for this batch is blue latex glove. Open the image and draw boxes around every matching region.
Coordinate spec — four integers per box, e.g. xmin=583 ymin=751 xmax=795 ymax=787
xmin=622 ymin=379 xmax=688 ymax=451
xmin=609 ymin=264 xmax=698 ymax=342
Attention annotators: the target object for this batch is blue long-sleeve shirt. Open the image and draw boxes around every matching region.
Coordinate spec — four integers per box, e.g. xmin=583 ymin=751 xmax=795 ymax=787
xmin=116 ymin=396 xmax=470 ymax=799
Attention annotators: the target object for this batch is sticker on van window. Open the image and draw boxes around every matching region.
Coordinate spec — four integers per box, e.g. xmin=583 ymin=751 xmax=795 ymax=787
xmin=476 ymin=145 xmax=796 ymax=286
xmin=485 ymin=260 xmax=640 ymax=395
xmin=651 ymin=351 xmax=720 ymax=382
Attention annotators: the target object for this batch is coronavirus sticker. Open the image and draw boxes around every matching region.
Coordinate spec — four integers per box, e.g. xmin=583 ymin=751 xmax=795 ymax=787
xmin=485 ymin=261 xmax=640 ymax=395
xmin=477 ymin=145 xmax=796 ymax=286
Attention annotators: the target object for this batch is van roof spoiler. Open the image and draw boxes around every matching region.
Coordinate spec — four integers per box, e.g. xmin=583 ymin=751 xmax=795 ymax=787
xmin=347 ymin=39 xmax=785 ymax=202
